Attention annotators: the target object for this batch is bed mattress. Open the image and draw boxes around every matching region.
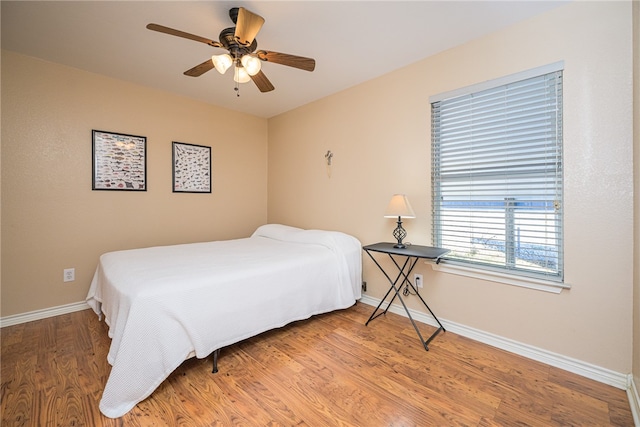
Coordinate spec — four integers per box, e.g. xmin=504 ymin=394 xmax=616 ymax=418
xmin=86 ymin=224 xmax=362 ymax=418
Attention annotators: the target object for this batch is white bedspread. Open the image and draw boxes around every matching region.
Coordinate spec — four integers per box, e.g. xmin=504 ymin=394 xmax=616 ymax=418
xmin=86 ymin=224 xmax=362 ymax=418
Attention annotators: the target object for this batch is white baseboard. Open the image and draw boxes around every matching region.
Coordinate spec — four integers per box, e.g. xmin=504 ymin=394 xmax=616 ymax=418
xmin=359 ymin=295 xmax=629 ymax=391
xmin=628 ymin=374 xmax=640 ymax=426
xmin=0 ymin=301 xmax=90 ymax=328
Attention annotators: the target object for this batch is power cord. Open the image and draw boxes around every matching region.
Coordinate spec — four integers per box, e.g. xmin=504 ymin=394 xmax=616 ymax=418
xmin=402 ymin=280 xmax=419 ymax=296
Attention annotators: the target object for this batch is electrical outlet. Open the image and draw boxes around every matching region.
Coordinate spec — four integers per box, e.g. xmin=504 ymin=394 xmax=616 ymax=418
xmin=63 ymin=268 xmax=75 ymax=282
xmin=414 ymin=273 xmax=423 ymax=288
xmin=362 ymin=281 xmax=367 ymax=292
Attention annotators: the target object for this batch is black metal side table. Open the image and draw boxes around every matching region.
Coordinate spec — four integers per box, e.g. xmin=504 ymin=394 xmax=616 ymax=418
xmin=363 ymin=242 xmax=450 ymax=351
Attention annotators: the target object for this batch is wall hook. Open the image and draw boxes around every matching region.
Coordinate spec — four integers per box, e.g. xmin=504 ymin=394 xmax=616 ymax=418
xmin=325 ymin=150 xmax=333 ymax=166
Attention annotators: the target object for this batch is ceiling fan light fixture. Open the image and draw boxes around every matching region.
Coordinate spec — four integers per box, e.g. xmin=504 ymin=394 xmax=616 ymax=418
xmin=240 ymin=55 xmax=262 ymax=76
xmin=147 ymin=6 xmax=315 ymax=94
xmin=233 ymin=66 xmax=251 ymax=83
xmin=212 ymin=53 xmax=232 ymax=74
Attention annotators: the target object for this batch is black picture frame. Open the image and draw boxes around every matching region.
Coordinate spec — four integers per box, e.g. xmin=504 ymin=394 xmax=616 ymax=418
xmin=172 ymin=142 xmax=212 ymax=193
xmin=92 ymin=130 xmax=147 ymax=191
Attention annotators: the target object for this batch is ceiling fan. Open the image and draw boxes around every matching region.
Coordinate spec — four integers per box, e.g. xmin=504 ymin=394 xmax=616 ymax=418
xmin=147 ymin=7 xmax=316 ymax=95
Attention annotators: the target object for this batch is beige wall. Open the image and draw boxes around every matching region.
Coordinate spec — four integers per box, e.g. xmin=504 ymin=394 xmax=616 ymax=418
xmin=268 ymin=1 xmax=635 ymax=373
xmin=1 ymin=0 xmax=636 ymax=380
xmin=633 ymin=0 xmax=640 ymax=393
xmin=1 ymin=51 xmax=268 ymax=317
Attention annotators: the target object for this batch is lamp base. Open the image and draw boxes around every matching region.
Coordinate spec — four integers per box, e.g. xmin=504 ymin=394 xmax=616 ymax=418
xmin=392 ymin=216 xmax=408 ymax=249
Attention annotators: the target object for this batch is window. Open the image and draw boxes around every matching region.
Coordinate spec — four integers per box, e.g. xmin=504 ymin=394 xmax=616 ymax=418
xmin=431 ymin=62 xmax=563 ymax=283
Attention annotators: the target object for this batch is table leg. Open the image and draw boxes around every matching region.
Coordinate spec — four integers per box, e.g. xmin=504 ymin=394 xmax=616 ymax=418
xmin=364 ymin=251 xmax=410 ymax=325
xmin=364 ymin=250 xmax=446 ymax=351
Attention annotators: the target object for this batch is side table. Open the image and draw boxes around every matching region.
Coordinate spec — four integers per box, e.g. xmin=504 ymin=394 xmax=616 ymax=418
xmin=363 ymin=242 xmax=449 ymax=351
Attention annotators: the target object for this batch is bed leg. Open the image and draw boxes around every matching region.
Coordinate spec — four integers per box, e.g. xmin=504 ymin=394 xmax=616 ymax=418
xmin=212 ymin=348 xmax=220 ymax=374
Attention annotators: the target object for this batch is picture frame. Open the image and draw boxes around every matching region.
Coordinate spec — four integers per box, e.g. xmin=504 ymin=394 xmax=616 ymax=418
xmin=172 ymin=142 xmax=212 ymax=193
xmin=92 ymin=130 xmax=147 ymax=191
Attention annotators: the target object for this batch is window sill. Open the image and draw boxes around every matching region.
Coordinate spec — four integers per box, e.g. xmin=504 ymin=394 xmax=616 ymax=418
xmin=427 ymin=261 xmax=569 ymax=294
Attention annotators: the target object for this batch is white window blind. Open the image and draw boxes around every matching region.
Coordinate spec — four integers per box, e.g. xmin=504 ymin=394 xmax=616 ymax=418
xmin=431 ymin=64 xmax=563 ymax=282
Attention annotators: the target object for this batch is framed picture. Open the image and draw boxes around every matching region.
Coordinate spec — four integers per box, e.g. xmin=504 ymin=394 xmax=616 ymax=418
xmin=172 ymin=142 xmax=212 ymax=193
xmin=92 ymin=130 xmax=147 ymax=191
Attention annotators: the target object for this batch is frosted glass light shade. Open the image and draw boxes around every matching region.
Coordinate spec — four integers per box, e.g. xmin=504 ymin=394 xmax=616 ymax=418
xmin=240 ymin=55 xmax=262 ymax=76
xmin=211 ymin=54 xmax=232 ymax=74
xmin=234 ymin=66 xmax=251 ymax=83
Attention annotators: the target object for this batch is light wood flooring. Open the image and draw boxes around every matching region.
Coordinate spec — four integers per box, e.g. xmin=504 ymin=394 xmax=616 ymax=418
xmin=1 ymin=302 xmax=634 ymax=426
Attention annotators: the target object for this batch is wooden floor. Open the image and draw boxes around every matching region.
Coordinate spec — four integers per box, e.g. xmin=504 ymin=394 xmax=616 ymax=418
xmin=1 ymin=302 xmax=634 ymax=426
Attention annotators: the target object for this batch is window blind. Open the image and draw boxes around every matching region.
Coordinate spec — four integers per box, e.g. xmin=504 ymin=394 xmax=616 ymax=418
xmin=431 ymin=66 xmax=563 ymax=282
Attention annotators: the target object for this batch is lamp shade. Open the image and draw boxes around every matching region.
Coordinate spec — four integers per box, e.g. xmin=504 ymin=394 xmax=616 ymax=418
xmin=234 ymin=66 xmax=251 ymax=83
xmin=241 ymin=54 xmax=262 ymax=76
xmin=211 ymin=54 xmax=233 ymax=75
xmin=384 ymin=194 xmax=415 ymax=218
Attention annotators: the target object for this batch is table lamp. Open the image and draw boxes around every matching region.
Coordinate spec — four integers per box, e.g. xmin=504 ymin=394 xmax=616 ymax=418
xmin=384 ymin=194 xmax=415 ymax=248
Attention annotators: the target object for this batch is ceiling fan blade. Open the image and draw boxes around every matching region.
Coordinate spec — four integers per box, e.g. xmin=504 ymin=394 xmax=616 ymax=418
xmin=146 ymin=23 xmax=222 ymax=48
xmin=184 ymin=59 xmax=215 ymax=77
xmin=250 ymin=70 xmax=275 ymax=93
xmin=256 ymin=51 xmax=316 ymax=72
xmin=234 ymin=7 xmax=265 ymax=46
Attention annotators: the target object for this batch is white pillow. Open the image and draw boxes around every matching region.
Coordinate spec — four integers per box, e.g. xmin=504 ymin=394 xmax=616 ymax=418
xmin=251 ymin=224 xmax=304 ymax=241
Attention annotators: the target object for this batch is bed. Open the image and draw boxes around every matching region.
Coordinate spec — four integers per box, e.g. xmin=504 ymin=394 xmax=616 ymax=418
xmin=86 ymin=224 xmax=362 ymax=418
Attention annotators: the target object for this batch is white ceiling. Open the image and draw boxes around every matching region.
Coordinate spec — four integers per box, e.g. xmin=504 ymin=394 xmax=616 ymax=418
xmin=2 ymin=1 xmax=568 ymax=118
